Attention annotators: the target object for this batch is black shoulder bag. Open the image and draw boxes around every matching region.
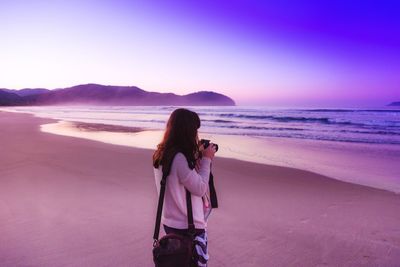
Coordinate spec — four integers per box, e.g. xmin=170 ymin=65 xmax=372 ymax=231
xmin=152 ymin=164 xmax=197 ymax=267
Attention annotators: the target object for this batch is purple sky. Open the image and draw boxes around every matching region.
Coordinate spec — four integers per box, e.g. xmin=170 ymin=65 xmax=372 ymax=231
xmin=1 ymin=0 xmax=399 ymax=107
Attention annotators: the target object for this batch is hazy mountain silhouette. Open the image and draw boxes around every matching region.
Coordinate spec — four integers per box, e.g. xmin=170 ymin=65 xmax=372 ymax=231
xmin=388 ymin=101 xmax=400 ymax=107
xmin=2 ymin=88 xmax=50 ymax=97
xmin=0 ymin=84 xmax=235 ymax=106
xmin=0 ymin=90 xmax=24 ymax=106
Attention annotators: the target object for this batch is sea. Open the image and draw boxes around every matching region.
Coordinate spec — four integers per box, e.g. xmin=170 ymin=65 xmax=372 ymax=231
xmin=5 ymin=105 xmax=400 ymax=145
xmin=2 ymin=105 xmax=400 ymax=193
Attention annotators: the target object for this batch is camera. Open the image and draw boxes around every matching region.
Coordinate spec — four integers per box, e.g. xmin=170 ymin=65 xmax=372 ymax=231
xmin=200 ymin=139 xmax=219 ymax=152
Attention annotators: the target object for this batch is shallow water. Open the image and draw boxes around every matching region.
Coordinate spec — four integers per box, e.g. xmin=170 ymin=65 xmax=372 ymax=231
xmin=5 ymin=105 xmax=400 ymax=145
xmin=3 ymin=105 xmax=400 ymax=193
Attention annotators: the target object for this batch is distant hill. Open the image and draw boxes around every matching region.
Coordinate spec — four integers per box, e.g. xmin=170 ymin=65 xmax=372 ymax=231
xmin=0 ymin=84 xmax=235 ymax=106
xmin=1 ymin=88 xmax=50 ymax=97
xmin=388 ymin=101 xmax=400 ymax=107
xmin=0 ymin=90 xmax=24 ymax=106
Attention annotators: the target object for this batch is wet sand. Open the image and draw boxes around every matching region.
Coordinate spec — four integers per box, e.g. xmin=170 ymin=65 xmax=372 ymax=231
xmin=1 ymin=111 xmax=400 ymax=266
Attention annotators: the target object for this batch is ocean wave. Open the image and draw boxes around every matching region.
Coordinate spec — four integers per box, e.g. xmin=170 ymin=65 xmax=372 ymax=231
xmin=13 ymin=106 xmax=400 ymax=146
xmin=215 ymin=113 xmax=400 ymax=129
xmin=202 ymin=119 xmax=235 ymax=123
xmin=303 ymin=109 xmax=400 ymax=113
xmin=245 ymin=132 xmax=400 ymax=145
xmin=338 ymin=129 xmax=400 ymax=136
xmin=218 ymin=113 xmax=349 ymax=125
xmin=206 ymin=124 xmax=304 ymax=131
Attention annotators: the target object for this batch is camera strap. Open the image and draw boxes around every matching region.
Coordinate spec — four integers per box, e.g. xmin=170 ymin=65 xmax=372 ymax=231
xmin=153 ymin=154 xmax=195 ymax=243
xmin=209 ymin=171 xmax=218 ymax=208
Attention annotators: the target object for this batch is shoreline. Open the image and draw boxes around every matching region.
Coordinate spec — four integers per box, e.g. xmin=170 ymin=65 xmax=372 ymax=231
xmin=1 ymin=111 xmax=400 ymax=266
xmin=2 ymin=107 xmax=400 ymax=194
xmin=74 ymin=122 xmax=143 ymax=133
xmin=41 ymin=118 xmax=400 ymax=194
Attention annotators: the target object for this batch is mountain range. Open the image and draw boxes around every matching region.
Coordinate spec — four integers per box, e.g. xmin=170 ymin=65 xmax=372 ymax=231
xmin=0 ymin=84 xmax=235 ymax=106
xmin=388 ymin=101 xmax=400 ymax=107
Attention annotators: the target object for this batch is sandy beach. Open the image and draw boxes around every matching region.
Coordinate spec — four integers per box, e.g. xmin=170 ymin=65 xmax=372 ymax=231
xmin=1 ymin=111 xmax=400 ymax=266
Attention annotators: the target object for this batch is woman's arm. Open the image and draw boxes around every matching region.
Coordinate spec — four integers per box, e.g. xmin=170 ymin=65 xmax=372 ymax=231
xmin=174 ymin=153 xmax=211 ymax=197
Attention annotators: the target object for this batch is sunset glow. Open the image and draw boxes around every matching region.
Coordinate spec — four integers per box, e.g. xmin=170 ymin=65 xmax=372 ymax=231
xmin=1 ymin=0 xmax=399 ymax=106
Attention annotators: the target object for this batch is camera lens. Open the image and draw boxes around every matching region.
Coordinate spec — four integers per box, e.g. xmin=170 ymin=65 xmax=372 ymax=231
xmin=200 ymin=139 xmax=218 ymax=152
xmin=214 ymin=144 xmax=219 ymax=152
xmin=200 ymin=139 xmax=210 ymax=149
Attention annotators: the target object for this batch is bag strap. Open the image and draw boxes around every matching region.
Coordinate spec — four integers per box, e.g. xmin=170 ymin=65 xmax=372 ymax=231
xmin=153 ymin=155 xmax=195 ymax=245
xmin=153 ymin=170 xmax=168 ymax=244
xmin=209 ymin=170 xmax=218 ymax=208
xmin=186 ymin=189 xmax=195 ymax=236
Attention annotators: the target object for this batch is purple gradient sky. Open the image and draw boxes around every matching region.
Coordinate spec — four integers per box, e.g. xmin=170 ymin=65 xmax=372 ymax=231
xmin=0 ymin=0 xmax=399 ymax=106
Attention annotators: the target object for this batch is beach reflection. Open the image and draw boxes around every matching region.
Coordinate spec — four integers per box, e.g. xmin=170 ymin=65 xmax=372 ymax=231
xmin=41 ymin=120 xmax=400 ymax=193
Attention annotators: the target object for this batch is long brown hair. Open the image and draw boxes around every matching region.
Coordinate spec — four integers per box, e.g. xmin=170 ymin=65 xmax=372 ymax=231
xmin=153 ymin=108 xmax=200 ymax=171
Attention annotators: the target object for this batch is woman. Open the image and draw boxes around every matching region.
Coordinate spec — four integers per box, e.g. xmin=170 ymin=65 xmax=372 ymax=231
xmin=153 ymin=108 xmax=216 ymax=267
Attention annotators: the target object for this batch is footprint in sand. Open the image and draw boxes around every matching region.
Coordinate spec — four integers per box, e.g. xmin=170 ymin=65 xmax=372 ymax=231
xmin=300 ymin=218 xmax=310 ymax=224
xmin=327 ymin=204 xmax=337 ymax=209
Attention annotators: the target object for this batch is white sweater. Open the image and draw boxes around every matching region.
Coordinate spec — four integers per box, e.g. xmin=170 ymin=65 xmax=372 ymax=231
xmin=154 ymin=153 xmax=211 ymax=229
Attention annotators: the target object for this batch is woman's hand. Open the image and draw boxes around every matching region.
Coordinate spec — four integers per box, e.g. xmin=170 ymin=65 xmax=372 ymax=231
xmin=202 ymin=143 xmax=216 ymax=160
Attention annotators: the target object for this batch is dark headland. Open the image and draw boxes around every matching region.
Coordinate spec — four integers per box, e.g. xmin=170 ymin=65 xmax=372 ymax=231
xmin=0 ymin=84 xmax=235 ymax=106
xmin=388 ymin=101 xmax=400 ymax=107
